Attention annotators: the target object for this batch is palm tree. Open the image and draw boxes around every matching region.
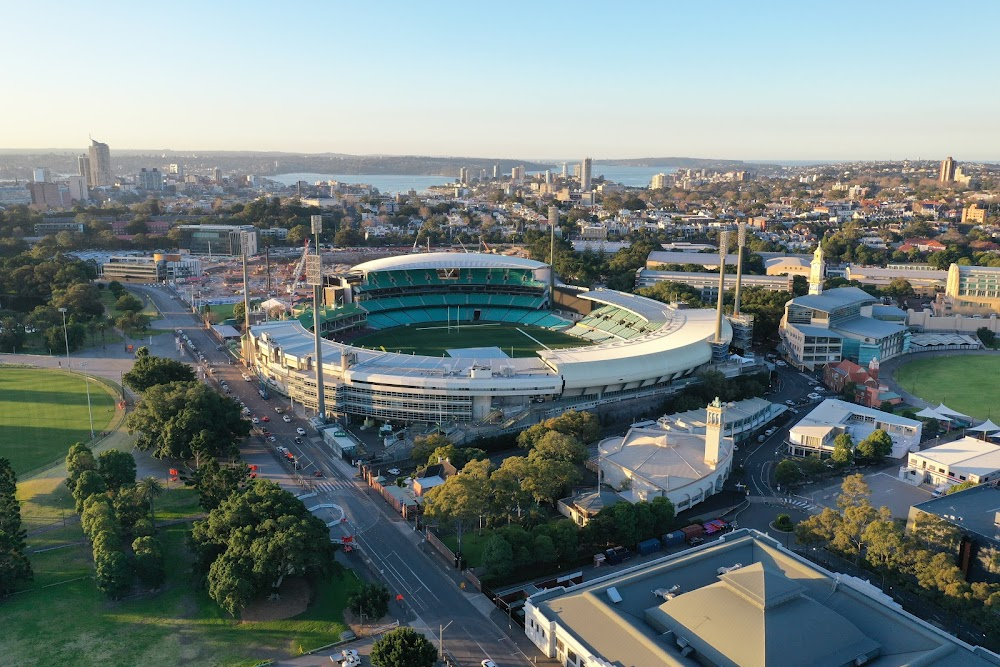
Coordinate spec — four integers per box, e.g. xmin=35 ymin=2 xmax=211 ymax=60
xmin=137 ymin=476 xmax=164 ymax=529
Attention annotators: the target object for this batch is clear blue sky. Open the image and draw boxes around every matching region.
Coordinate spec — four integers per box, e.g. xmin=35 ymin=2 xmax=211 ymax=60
xmin=4 ymin=1 xmax=997 ymax=161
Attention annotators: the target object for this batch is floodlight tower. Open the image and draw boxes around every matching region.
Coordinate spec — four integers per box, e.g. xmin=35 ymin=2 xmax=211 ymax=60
xmin=714 ymin=230 xmax=729 ymax=344
xmin=308 ymin=215 xmax=326 ymax=421
xmin=733 ymin=220 xmax=747 ymax=317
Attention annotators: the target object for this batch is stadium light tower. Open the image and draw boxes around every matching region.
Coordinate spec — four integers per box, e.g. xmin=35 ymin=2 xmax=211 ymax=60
xmin=308 ymin=215 xmax=327 ymax=422
xmin=714 ymin=230 xmax=729 ymax=344
xmin=733 ymin=220 xmax=747 ymax=316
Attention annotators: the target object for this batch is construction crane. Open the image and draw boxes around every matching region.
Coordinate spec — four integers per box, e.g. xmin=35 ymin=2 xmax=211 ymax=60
xmin=286 ymin=238 xmax=310 ymax=294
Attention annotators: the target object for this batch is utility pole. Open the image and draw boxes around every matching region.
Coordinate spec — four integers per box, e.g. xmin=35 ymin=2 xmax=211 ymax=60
xmin=308 ymin=215 xmax=327 ymax=421
xmin=241 ymin=250 xmax=252 ymax=367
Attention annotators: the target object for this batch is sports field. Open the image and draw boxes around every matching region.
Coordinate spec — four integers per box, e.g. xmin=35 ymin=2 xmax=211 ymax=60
xmin=893 ymin=354 xmax=999 ymax=420
xmin=0 ymin=367 xmax=116 ymax=475
xmin=352 ymin=321 xmax=589 ymax=358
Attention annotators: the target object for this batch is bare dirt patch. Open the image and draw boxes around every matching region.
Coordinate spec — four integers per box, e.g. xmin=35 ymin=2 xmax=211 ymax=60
xmin=240 ymin=577 xmax=311 ymax=622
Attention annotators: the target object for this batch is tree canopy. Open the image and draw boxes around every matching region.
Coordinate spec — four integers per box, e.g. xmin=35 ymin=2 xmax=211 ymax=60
xmin=190 ymin=480 xmax=334 ymax=615
xmin=122 ymin=355 xmax=195 ymax=392
xmin=370 ymin=627 xmax=437 ymax=667
xmin=125 ymin=381 xmax=249 ymax=461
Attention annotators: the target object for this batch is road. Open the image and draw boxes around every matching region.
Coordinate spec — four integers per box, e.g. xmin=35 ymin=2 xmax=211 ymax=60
xmin=135 ymin=285 xmax=540 ymax=667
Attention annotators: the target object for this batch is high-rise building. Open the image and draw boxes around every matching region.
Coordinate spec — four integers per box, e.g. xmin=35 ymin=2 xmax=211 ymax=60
xmin=511 ymin=165 xmax=526 ymax=182
xmin=213 ymin=167 xmax=223 ymax=184
xmin=939 ymin=156 xmax=956 ymax=183
xmin=560 ymin=162 xmax=568 ymax=178
xmin=28 ymin=182 xmax=62 ymax=208
xmin=650 ymin=172 xmax=669 ymax=190
xmin=32 ymin=168 xmax=51 ymax=183
xmin=168 ymin=163 xmax=184 ymax=177
xmin=544 ymin=170 xmax=552 ymax=184
xmin=458 ymin=167 xmax=470 ymax=184
xmin=137 ymin=168 xmax=163 ymax=191
xmin=77 ymin=154 xmax=91 ymax=184
xmin=580 ymin=157 xmax=592 ymax=191
xmin=66 ymin=175 xmax=88 ymax=202
xmin=88 ymin=139 xmax=112 ymax=187
xmin=492 ymin=164 xmax=499 ymax=178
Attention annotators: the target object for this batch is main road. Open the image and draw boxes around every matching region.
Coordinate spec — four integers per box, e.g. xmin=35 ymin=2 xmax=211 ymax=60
xmin=134 ymin=285 xmax=540 ymax=667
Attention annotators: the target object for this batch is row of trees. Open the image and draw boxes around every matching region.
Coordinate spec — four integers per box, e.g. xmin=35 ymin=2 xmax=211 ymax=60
xmin=0 ymin=458 xmax=32 ymax=596
xmin=65 ymin=444 xmax=164 ymax=598
xmin=774 ymin=429 xmax=895 ymax=487
xmin=796 ymin=475 xmax=1000 ymax=636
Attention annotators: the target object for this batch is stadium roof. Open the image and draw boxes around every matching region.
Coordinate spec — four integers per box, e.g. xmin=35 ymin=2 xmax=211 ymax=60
xmin=581 ymin=288 xmax=673 ymax=325
xmin=351 ymin=252 xmax=546 ymax=274
xmin=598 ymin=426 xmax=728 ymax=496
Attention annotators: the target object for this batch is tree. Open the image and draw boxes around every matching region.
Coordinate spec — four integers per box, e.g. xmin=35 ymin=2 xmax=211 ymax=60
xmin=0 ymin=462 xmax=32 ymax=595
xmin=947 ymin=480 xmax=977 ymax=494
xmin=410 ymin=433 xmax=451 ymax=466
xmin=547 ymin=410 xmax=601 ymax=444
xmin=480 ymin=534 xmax=514 ymax=578
xmin=113 ymin=486 xmax=149 ymax=535
xmin=232 ymin=300 xmax=246 ymax=323
xmin=490 ymin=456 xmax=534 ymax=523
xmin=348 ymin=581 xmax=390 ymax=620
xmin=423 ymin=467 xmax=490 ymax=555
xmin=115 ymin=293 xmax=144 ymax=313
xmin=423 ymin=444 xmax=485 ymax=470
xmin=370 ymin=627 xmax=437 ymax=667
xmin=65 ymin=442 xmax=97 ymax=491
xmin=880 ymin=401 xmax=895 ymax=413
xmin=136 ymin=476 xmax=164 ymax=528
xmin=531 ymin=431 xmax=587 ymax=464
xmin=122 ymin=355 xmax=195 ymax=392
xmin=81 ymin=496 xmax=116 ymax=540
xmin=97 ymin=449 xmax=136 ymax=492
xmin=977 ymin=327 xmax=996 ymax=348
xmin=73 ymin=469 xmax=107 ymax=513
xmin=856 ymin=429 xmax=893 ymax=461
xmin=190 ymin=480 xmax=334 ymax=615
xmin=774 ymin=460 xmax=800 ymax=487
xmin=832 ymin=433 xmax=854 ymax=466
xmin=131 ymin=536 xmax=165 ymax=588
xmin=0 ymin=457 xmax=16 ymax=498
xmin=52 ymin=283 xmax=104 ymax=321
xmin=108 ymin=281 xmax=125 ymax=298
xmin=192 ymin=456 xmax=249 ymax=511
xmin=94 ymin=547 xmax=132 ymax=599
xmin=524 ymin=452 xmax=581 ymax=505
xmin=125 ymin=381 xmax=249 ymax=461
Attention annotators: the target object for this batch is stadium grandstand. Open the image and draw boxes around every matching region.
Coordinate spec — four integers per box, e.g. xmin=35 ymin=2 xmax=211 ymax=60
xmin=246 ymin=253 xmax=734 ymax=435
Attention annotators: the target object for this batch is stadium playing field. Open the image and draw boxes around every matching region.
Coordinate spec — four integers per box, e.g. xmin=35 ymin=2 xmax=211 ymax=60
xmin=893 ymin=354 xmax=1000 ymax=420
xmin=351 ymin=322 xmax=590 ymax=358
xmin=0 ymin=368 xmax=116 ymax=475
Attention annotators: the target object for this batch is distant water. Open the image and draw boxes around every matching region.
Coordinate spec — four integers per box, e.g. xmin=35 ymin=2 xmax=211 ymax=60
xmin=591 ymin=165 xmax=678 ymax=187
xmin=270 ymin=173 xmax=453 ymax=193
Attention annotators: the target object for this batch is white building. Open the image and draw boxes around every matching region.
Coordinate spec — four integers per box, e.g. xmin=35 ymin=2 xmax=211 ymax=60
xmin=788 ymin=398 xmax=922 ymax=459
xmin=597 ymin=399 xmax=734 ymax=513
xmin=902 ymin=436 xmax=1000 ymax=488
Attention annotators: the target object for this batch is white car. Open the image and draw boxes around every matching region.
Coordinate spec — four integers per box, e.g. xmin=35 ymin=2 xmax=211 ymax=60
xmin=251 ymin=417 xmax=259 ymax=424
xmin=808 ymin=393 xmax=822 ymax=400
xmin=387 ymin=467 xmax=401 ymax=476
xmin=283 ymin=414 xmax=291 ymax=423
xmin=482 ymin=661 xmax=498 ymax=667
xmin=296 ymin=427 xmax=307 ymax=436
xmin=274 ymin=407 xmax=283 ymax=413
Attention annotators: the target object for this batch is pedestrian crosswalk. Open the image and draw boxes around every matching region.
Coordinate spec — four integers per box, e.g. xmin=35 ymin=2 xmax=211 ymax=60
xmin=313 ymin=480 xmax=353 ymax=494
xmin=781 ymin=497 xmax=820 ymax=512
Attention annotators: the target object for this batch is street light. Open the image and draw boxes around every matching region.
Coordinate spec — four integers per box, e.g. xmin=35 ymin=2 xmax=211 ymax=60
xmin=439 ymin=620 xmax=453 ymax=660
xmin=58 ymin=307 xmax=70 ymax=369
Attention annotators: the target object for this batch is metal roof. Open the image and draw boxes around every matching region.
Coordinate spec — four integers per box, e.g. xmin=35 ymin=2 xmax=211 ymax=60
xmin=789 ymin=286 xmax=876 ymax=312
xmin=351 ymin=252 xmax=546 ymax=274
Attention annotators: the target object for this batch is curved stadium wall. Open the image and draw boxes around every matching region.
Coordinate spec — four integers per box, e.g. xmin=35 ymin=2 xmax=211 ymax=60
xmin=245 ymin=253 xmax=732 ymax=427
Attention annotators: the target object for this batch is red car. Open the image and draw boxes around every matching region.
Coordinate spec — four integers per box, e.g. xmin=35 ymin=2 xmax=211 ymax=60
xmin=261 ymin=416 xmax=270 ymax=422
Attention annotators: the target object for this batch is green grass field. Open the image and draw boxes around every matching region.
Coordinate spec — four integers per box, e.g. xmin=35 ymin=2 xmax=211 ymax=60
xmin=0 ymin=368 xmax=117 ymax=475
xmin=8 ymin=475 xmax=360 ymax=666
xmin=352 ymin=321 xmax=589 ymax=358
xmin=893 ymin=354 xmax=1000 ymax=420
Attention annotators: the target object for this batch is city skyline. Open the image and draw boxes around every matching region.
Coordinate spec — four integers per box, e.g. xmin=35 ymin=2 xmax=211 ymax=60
xmin=3 ymin=1 xmax=999 ymax=160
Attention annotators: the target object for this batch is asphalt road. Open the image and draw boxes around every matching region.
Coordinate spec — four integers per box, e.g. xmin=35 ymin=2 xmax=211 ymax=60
xmin=135 ymin=285 xmax=540 ymax=667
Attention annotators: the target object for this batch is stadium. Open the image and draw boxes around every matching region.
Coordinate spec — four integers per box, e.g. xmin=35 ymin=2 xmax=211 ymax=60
xmin=245 ymin=253 xmax=732 ymax=434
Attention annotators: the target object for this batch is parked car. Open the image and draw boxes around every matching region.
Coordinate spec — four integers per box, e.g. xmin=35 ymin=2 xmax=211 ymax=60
xmin=387 ymin=467 xmax=401 ymax=476
xmin=261 ymin=416 xmax=270 ymax=422
xmin=251 ymin=417 xmax=259 ymax=424
xmin=482 ymin=661 xmax=498 ymax=667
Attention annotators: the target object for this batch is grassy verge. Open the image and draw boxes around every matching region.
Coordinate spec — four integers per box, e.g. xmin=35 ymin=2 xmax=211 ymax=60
xmin=9 ymin=469 xmax=360 ymax=666
xmin=442 ymin=529 xmax=493 ymax=568
xmin=893 ymin=354 xmax=1000 ymax=420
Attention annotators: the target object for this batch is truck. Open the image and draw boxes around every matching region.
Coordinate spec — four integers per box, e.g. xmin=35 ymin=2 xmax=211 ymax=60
xmin=637 ymin=538 xmax=662 ymax=556
xmin=680 ymin=524 xmax=705 ymax=544
xmin=603 ymin=546 xmax=632 ymax=565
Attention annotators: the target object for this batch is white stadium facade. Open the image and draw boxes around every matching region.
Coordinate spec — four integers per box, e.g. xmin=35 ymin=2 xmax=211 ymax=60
xmin=245 ymin=253 xmax=733 ymax=430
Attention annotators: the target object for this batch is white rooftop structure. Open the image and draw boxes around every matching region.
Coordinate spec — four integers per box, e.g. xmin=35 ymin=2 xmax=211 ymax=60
xmin=351 ymin=252 xmax=546 ymax=274
xmin=905 ymin=436 xmax=1000 ymax=487
xmin=789 ymin=398 xmax=922 ymax=459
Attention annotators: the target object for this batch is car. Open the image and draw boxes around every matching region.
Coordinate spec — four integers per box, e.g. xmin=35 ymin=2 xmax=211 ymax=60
xmin=387 ymin=467 xmax=401 ymax=476
xmin=274 ymin=407 xmax=283 ymax=413
xmin=261 ymin=428 xmax=269 ymax=435
xmin=268 ymin=436 xmax=277 ymax=443
xmin=785 ymin=400 xmax=795 ymax=406
xmin=283 ymin=414 xmax=291 ymax=423
xmin=294 ymin=437 xmax=303 ymax=444
xmin=261 ymin=416 xmax=270 ymax=422
xmin=807 ymin=393 xmax=822 ymax=400
xmin=251 ymin=417 xmax=259 ymax=424
xmin=482 ymin=661 xmax=498 ymax=667
xmin=296 ymin=427 xmax=307 ymax=436
xmin=313 ymin=470 xmax=324 ymax=477
xmin=774 ymin=360 xmax=787 ymax=367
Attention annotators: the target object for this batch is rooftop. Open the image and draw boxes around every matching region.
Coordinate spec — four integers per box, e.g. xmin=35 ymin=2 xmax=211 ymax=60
xmin=351 ymin=251 xmax=546 ymax=274
xmin=832 ymin=315 xmax=906 ymax=339
xmin=912 ymin=484 xmax=1000 ymax=542
xmin=912 ymin=436 xmax=1000 ymax=478
xmin=529 ymin=529 xmax=999 ymax=667
xmin=790 ymin=286 xmax=877 ymax=313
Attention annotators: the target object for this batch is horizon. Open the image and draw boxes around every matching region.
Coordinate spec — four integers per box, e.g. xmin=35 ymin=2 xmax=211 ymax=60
xmin=2 ymin=1 xmax=997 ymax=160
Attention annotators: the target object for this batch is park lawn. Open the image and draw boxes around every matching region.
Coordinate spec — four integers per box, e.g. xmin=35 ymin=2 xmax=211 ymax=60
xmin=442 ymin=528 xmax=494 ymax=568
xmin=0 ymin=368 xmax=117 ymax=476
xmin=7 ymin=479 xmax=361 ymax=667
xmin=353 ymin=322 xmax=589 ymax=358
xmin=893 ymin=354 xmax=1000 ymax=420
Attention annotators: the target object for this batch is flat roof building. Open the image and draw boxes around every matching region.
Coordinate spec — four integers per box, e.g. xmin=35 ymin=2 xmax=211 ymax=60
xmin=175 ymin=224 xmax=258 ymax=256
xmin=635 ymin=270 xmax=792 ymax=300
xmin=939 ymin=263 xmax=1000 ymax=315
xmin=788 ymin=398 xmax=922 ymax=459
xmin=525 ymin=528 xmax=999 ymax=667
xmin=903 ymin=436 xmax=1000 ymax=488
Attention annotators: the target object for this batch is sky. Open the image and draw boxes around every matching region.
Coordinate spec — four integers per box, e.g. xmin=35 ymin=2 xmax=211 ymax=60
xmin=3 ymin=1 xmax=998 ymax=161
